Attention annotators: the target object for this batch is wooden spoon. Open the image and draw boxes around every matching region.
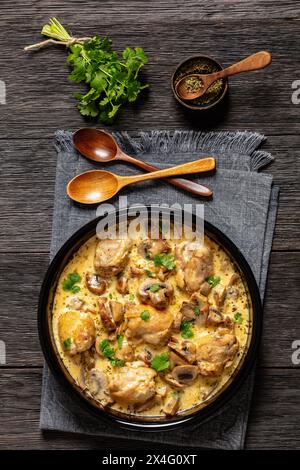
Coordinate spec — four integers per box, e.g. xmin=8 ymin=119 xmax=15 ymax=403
xmin=73 ymin=128 xmax=212 ymax=197
xmin=176 ymin=51 xmax=272 ymax=100
xmin=67 ymin=157 xmax=216 ymax=204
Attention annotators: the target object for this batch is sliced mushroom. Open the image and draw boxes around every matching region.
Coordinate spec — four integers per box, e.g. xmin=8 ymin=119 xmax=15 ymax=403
xmin=86 ymin=367 xmax=113 ymax=406
xmin=213 ymin=287 xmax=227 ymax=309
xmin=138 ymin=280 xmax=173 ymax=310
xmin=168 ymin=336 xmax=197 ymax=364
xmin=169 ymin=350 xmax=188 ymax=369
xmin=66 ymin=296 xmax=84 ymax=310
xmin=206 ymin=307 xmax=233 ymax=328
xmin=85 ymin=272 xmax=107 ymax=295
xmin=200 ymin=281 xmax=212 ymax=297
xmin=98 ymin=298 xmax=124 ymax=332
xmin=135 ymin=347 xmax=153 ymax=365
xmin=118 ymin=337 xmax=135 ymax=362
xmin=116 ymin=274 xmax=129 ymax=294
xmin=180 ymin=293 xmax=209 ymax=323
xmin=130 ymin=266 xmax=144 ymax=277
xmin=109 ymin=300 xmax=124 ymax=323
xmin=228 ymin=273 xmax=240 ymax=287
xmin=163 ymin=392 xmax=180 ymax=416
xmin=162 ymin=373 xmax=185 ymax=389
xmin=98 ymin=298 xmax=116 ymax=331
xmin=172 ymin=310 xmax=183 ymax=332
xmin=171 ymin=365 xmax=198 ymax=384
xmin=138 ymin=239 xmax=170 ymax=259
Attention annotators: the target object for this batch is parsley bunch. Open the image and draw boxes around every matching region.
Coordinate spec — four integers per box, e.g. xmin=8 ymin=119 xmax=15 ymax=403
xmin=67 ymin=36 xmax=149 ymax=123
xmin=25 ymin=18 xmax=149 ymax=124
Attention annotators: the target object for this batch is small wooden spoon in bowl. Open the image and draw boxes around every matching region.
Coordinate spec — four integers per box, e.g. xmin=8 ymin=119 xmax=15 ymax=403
xmin=67 ymin=157 xmax=216 ymax=204
xmin=73 ymin=128 xmax=212 ymax=197
xmin=176 ymin=51 xmax=272 ymax=100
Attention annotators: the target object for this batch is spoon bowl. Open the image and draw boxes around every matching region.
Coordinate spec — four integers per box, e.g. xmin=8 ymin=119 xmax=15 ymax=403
xmin=73 ymin=128 xmax=118 ymax=162
xmin=67 ymin=170 xmax=120 ymax=204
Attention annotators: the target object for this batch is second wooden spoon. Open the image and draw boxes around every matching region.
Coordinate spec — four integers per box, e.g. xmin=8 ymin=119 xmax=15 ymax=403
xmin=176 ymin=51 xmax=272 ymax=100
xmin=73 ymin=128 xmax=213 ymax=197
xmin=67 ymin=157 xmax=216 ymax=204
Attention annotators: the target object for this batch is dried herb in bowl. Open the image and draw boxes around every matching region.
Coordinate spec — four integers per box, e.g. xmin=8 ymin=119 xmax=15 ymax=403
xmin=174 ymin=57 xmax=225 ymax=107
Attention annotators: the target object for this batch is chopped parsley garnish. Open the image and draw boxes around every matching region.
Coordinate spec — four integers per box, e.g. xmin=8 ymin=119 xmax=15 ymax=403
xmin=100 ymin=339 xmax=124 ymax=366
xmin=117 ymin=334 xmax=124 ymax=349
xmin=149 ymin=283 xmax=161 ymax=293
xmin=206 ymin=275 xmax=221 ymax=288
xmin=63 ymin=338 xmax=72 ymax=349
xmin=63 ymin=272 xmax=82 ymax=293
xmin=180 ymin=320 xmax=194 ymax=339
xmin=193 ymin=306 xmax=200 ymax=316
xmin=108 ymin=293 xmax=113 ymax=299
xmin=140 ymin=310 xmax=150 ymax=321
xmin=234 ymin=312 xmax=243 ymax=324
xmin=145 ymin=269 xmax=154 ymax=278
xmin=129 ymin=293 xmax=135 ymax=301
xmin=151 ymin=353 xmax=170 ymax=372
xmin=153 ymin=253 xmax=176 ymax=271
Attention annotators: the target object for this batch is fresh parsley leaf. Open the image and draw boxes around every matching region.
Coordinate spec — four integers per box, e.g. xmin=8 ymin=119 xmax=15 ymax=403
xmin=110 ymin=358 xmax=125 ymax=367
xmin=63 ymin=338 xmax=72 ymax=349
xmin=140 ymin=310 xmax=150 ymax=321
xmin=117 ymin=334 xmax=124 ymax=349
xmin=234 ymin=312 xmax=243 ymax=324
xmin=193 ymin=306 xmax=200 ymax=316
xmin=206 ymin=275 xmax=221 ymax=288
xmin=100 ymin=339 xmax=125 ymax=366
xmin=151 ymin=353 xmax=170 ymax=372
xmin=180 ymin=320 xmax=194 ymax=339
xmin=153 ymin=253 xmax=176 ymax=271
xmin=67 ymin=36 xmax=149 ymax=124
xmin=63 ymin=272 xmax=81 ymax=293
xmin=100 ymin=340 xmax=114 ymax=358
xmin=149 ymin=283 xmax=161 ymax=293
xmin=145 ymin=269 xmax=154 ymax=278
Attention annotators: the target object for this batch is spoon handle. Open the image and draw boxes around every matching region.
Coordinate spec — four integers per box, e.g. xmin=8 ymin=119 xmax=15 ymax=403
xmin=121 ymin=154 xmax=212 ymax=196
xmin=119 ymin=157 xmax=216 ymax=187
xmin=209 ymin=51 xmax=272 ymax=82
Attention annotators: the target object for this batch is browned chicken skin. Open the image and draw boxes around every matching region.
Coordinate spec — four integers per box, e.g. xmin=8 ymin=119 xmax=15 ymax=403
xmin=197 ymin=333 xmax=239 ymax=377
xmin=175 ymin=242 xmax=213 ymax=292
xmin=94 ymin=239 xmax=132 ymax=277
xmin=108 ymin=361 xmax=157 ymax=405
xmin=125 ymin=304 xmax=174 ymax=345
xmin=58 ymin=310 xmax=95 ymax=356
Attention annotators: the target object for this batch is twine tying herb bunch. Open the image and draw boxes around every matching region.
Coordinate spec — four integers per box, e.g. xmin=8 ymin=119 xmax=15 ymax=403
xmin=25 ymin=18 xmax=149 ymax=123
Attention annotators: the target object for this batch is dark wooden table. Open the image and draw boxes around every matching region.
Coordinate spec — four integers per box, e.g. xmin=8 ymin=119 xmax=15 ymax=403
xmin=0 ymin=0 xmax=299 ymax=450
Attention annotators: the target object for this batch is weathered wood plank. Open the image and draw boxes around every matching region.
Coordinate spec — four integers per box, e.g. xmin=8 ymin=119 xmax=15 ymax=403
xmin=1 ymin=1 xmax=300 ymax=20
xmin=0 ymin=19 xmax=299 ymax=137
xmin=0 ymin=135 xmax=298 ymax=253
xmin=0 ymin=252 xmax=298 ymax=368
xmin=0 ymin=368 xmax=299 ymax=449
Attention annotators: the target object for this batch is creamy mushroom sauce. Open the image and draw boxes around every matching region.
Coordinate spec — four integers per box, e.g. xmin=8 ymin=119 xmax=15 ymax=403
xmin=52 ymin=233 xmax=251 ymax=418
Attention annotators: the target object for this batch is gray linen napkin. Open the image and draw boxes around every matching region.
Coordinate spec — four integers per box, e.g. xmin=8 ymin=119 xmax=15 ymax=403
xmin=40 ymin=130 xmax=279 ymax=450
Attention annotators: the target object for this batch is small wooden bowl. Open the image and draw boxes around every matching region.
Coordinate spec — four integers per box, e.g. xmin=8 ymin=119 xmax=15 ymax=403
xmin=171 ymin=55 xmax=228 ymax=111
